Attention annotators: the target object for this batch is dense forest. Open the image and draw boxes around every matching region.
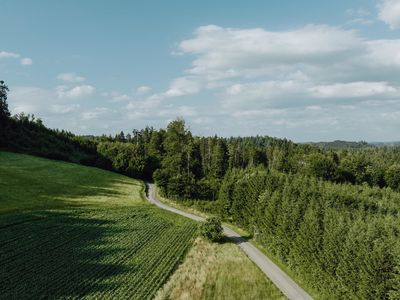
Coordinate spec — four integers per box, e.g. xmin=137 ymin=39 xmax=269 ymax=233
xmin=1 ymin=80 xmax=399 ymax=299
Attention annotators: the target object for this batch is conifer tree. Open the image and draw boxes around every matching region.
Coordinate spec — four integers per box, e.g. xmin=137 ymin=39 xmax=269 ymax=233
xmin=0 ymin=80 xmax=10 ymax=121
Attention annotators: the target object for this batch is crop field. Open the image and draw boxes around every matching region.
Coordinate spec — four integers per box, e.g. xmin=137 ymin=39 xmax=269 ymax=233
xmin=0 ymin=151 xmax=197 ymax=299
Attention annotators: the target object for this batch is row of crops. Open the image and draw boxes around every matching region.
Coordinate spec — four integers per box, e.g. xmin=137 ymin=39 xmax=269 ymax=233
xmin=0 ymin=206 xmax=197 ymax=299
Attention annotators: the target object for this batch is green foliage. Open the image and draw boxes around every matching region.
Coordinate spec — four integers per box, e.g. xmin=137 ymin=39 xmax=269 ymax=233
xmin=200 ymin=217 xmax=223 ymax=242
xmin=210 ymin=139 xmax=228 ymax=178
xmin=213 ymin=167 xmax=400 ymax=299
xmin=97 ymin=141 xmax=147 ymax=178
xmin=304 ymin=152 xmax=337 ymax=180
xmin=197 ymin=177 xmax=221 ymax=200
xmin=385 ymin=164 xmax=400 ymax=191
xmin=0 ymin=111 xmax=110 ymax=169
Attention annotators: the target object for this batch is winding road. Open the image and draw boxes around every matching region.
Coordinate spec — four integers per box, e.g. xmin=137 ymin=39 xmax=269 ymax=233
xmin=146 ymin=183 xmax=313 ymax=300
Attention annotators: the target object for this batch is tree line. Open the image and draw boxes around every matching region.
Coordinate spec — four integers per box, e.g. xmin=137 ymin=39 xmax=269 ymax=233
xmin=2 ymin=81 xmax=399 ymax=193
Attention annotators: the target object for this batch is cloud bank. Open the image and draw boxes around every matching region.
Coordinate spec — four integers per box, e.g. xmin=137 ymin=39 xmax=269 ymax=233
xmin=378 ymin=0 xmax=400 ymax=29
xmin=7 ymin=20 xmax=400 ymax=141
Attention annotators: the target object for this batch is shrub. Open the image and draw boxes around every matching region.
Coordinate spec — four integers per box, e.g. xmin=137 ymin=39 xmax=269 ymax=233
xmin=200 ymin=217 xmax=223 ymax=242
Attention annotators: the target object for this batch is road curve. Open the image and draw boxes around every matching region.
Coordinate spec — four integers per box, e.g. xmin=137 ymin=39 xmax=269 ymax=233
xmin=146 ymin=183 xmax=313 ymax=300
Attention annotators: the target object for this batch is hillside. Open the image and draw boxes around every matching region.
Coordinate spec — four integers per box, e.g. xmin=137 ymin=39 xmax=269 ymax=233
xmin=0 ymin=151 xmax=142 ymax=213
xmin=0 ymin=151 xmax=197 ymax=299
xmin=1 ymin=116 xmax=108 ymax=168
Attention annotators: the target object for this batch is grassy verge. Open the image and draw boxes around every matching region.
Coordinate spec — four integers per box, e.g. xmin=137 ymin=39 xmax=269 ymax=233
xmin=155 ymin=187 xmax=252 ymax=237
xmin=155 ymin=187 xmax=210 ymax=218
xmin=155 ymin=237 xmax=286 ymax=300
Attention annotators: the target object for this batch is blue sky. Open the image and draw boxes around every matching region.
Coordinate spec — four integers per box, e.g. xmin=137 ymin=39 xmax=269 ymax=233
xmin=1 ymin=0 xmax=400 ymax=141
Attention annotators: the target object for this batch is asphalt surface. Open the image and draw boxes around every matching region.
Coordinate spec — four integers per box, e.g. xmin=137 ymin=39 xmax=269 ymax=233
xmin=146 ymin=183 xmax=313 ymax=300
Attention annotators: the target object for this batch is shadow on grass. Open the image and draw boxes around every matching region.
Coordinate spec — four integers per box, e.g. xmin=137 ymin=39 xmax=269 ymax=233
xmin=0 ymin=209 xmax=128 ymax=298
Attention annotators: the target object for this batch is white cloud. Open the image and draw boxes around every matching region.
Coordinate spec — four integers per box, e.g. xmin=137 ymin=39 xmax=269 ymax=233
xmin=126 ymin=111 xmax=149 ymax=120
xmin=346 ymin=8 xmax=370 ymax=18
xmin=56 ymin=85 xmax=95 ymax=99
xmin=82 ymin=107 xmax=109 ymax=120
xmin=222 ymin=79 xmax=400 ymax=111
xmin=158 ymin=105 xmax=198 ymax=117
xmin=365 ymin=40 xmax=400 ymax=67
xmin=57 ymin=73 xmax=86 ymax=83
xmin=226 ymin=81 xmax=306 ymax=99
xmin=136 ymin=85 xmax=151 ymax=94
xmin=378 ymin=0 xmax=400 ymax=29
xmin=345 ymin=8 xmax=374 ymax=25
xmin=223 ymin=80 xmax=311 ymax=109
xmin=192 ymin=117 xmax=213 ymax=125
xmin=176 ymin=24 xmax=400 ymax=85
xmin=179 ymin=24 xmax=363 ymax=80
xmin=173 ymin=24 xmax=400 ymax=102
xmin=306 ymin=105 xmax=323 ymax=111
xmin=20 ymin=57 xmax=33 ymax=66
xmin=165 ymin=77 xmax=201 ymax=97
xmin=0 ymin=51 xmax=20 ymax=59
xmin=309 ymin=81 xmax=398 ymax=98
xmin=9 ymin=87 xmax=52 ymax=114
xmin=127 ymin=97 xmax=160 ymax=110
xmin=0 ymin=51 xmax=32 ymax=66
xmin=112 ymin=94 xmax=131 ymax=102
xmin=50 ymin=104 xmax=80 ymax=114
xmin=232 ymin=108 xmax=286 ymax=118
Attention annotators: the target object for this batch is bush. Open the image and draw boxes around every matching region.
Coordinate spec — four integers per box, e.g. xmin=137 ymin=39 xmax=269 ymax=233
xmin=200 ymin=217 xmax=223 ymax=242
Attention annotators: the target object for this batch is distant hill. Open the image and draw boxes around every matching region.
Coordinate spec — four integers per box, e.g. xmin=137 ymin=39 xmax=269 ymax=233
xmin=306 ymin=140 xmax=400 ymax=149
xmin=371 ymin=141 xmax=400 ymax=147
xmin=305 ymin=140 xmax=372 ymax=149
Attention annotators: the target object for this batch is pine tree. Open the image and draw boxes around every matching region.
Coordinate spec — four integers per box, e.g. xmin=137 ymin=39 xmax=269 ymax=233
xmin=0 ymin=80 xmax=10 ymax=120
xmin=210 ymin=139 xmax=228 ymax=178
xmin=289 ymin=199 xmax=323 ymax=286
xmin=336 ymin=218 xmax=366 ymax=297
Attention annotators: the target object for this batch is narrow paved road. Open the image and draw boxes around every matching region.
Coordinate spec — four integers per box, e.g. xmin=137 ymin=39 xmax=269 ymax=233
xmin=146 ymin=183 xmax=313 ymax=300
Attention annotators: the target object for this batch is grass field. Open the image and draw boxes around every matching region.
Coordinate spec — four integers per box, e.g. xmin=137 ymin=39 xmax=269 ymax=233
xmin=0 ymin=151 xmax=145 ymax=213
xmin=156 ymin=238 xmax=286 ymax=300
xmin=0 ymin=151 xmax=197 ymax=299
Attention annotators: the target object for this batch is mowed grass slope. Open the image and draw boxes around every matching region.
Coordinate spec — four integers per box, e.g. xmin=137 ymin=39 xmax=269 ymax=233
xmin=0 ymin=151 xmax=145 ymax=213
xmin=0 ymin=151 xmax=197 ymax=299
